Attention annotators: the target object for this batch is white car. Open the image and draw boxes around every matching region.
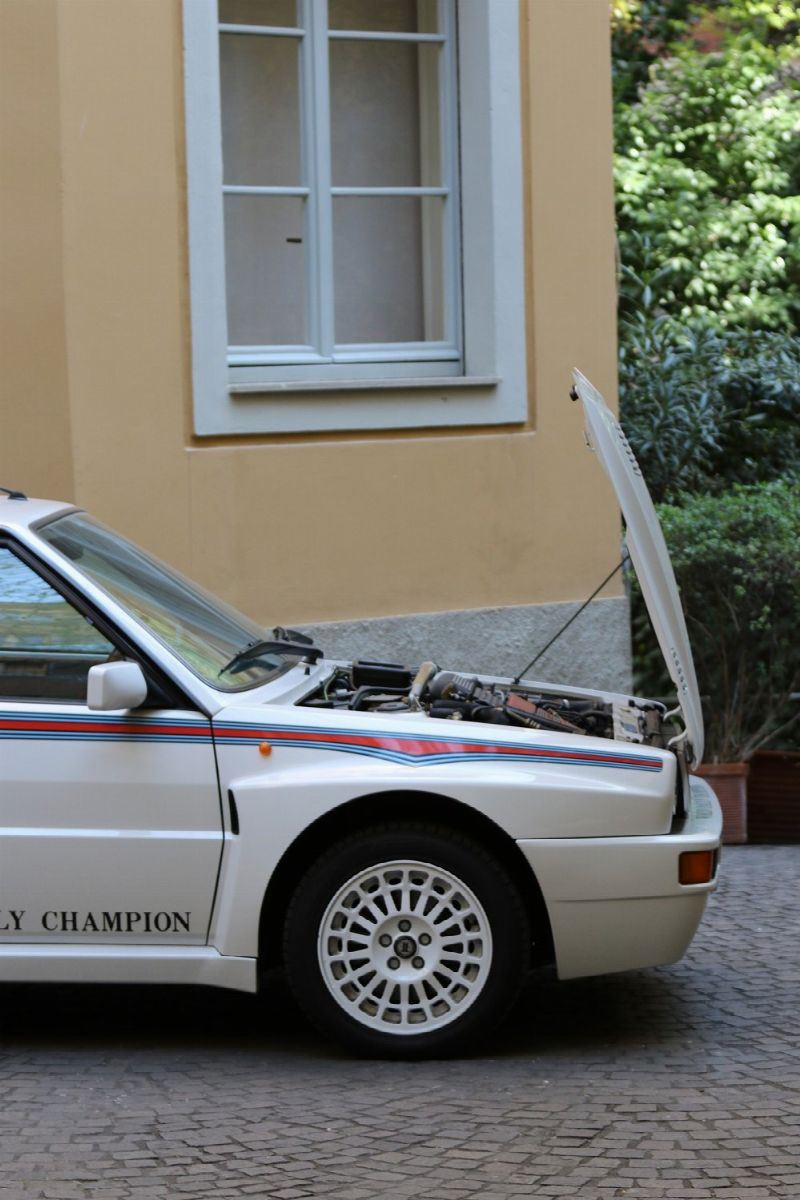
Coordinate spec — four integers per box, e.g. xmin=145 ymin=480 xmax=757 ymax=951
xmin=0 ymin=373 xmax=720 ymax=1056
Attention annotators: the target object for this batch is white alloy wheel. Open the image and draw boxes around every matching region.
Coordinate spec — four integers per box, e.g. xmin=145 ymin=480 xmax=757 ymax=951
xmin=284 ymin=823 xmax=531 ymax=1056
xmin=317 ymin=859 xmax=493 ymax=1035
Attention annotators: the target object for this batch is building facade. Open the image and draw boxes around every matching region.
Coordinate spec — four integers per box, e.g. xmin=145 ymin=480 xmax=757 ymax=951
xmin=0 ymin=0 xmax=630 ymax=688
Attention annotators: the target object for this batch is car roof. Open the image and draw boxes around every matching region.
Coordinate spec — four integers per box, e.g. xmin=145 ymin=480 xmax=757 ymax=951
xmin=0 ymin=496 xmax=78 ymax=532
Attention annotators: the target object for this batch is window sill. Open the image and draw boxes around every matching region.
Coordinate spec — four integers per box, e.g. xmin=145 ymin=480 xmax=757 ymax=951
xmin=228 ymin=375 xmax=500 ymax=395
xmin=193 ymin=374 xmax=525 ymax=435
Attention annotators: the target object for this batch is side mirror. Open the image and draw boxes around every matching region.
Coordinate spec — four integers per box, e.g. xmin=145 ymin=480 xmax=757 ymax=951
xmin=87 ymin=661 xmax=148 ymax=711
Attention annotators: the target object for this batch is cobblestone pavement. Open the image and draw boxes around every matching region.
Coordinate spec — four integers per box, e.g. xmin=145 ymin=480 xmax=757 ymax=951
xmin=0 ymin=845 xmax=797 ymax=1199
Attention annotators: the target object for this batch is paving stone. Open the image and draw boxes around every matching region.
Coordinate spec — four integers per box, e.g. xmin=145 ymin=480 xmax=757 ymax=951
xmin=0 ymin=847 xmax=797 ymax=1197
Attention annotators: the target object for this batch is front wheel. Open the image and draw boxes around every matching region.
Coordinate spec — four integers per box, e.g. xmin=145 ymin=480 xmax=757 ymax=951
xmin=283 ymin=823 xmax=530 ymax=1057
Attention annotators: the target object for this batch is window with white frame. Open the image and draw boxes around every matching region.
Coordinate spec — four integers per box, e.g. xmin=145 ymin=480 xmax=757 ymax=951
xmin=220 ymin=0 xmax=461 ymax=373
xmin=184 ymin=0 xmax=527 ymax=435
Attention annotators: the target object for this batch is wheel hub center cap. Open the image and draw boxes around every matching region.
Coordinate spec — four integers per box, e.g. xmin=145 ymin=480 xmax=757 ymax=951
xmin=394 ymin=935 xmax=417 ymax=959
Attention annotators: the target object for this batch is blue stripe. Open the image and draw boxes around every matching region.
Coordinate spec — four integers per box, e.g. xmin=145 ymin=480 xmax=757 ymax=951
xmin=215 ymin=732 xmax=663 ymax=772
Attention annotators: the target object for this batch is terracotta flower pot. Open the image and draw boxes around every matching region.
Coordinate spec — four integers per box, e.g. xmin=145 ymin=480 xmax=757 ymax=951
xmin=695 ymin=762 xmax=749 ymax=844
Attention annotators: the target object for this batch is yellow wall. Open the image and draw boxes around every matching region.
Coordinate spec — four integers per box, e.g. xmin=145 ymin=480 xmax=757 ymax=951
xmin=0 ymin=0 xmax=622 ymax=627
xmin=0 ymin=0 xmax=74 ymax=502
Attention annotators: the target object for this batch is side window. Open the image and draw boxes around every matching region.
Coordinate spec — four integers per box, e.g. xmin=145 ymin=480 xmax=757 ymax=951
xmin=0 ymin=548 xmax=114 ymax=702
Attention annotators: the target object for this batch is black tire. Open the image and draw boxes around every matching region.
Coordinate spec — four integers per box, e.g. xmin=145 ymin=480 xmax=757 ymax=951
xmin=283 ymin=822 xmax=530 ymax=1058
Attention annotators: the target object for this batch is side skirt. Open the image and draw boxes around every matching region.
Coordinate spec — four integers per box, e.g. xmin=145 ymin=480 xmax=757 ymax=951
xmin=0 ymin=945 xmax=257 ymax=992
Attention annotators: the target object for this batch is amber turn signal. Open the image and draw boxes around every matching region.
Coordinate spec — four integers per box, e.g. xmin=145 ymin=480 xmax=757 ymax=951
xmin=259 ymin=742 xmax=272 ymax=756
xmin=679 ymin=849 xmax=715 ymax=885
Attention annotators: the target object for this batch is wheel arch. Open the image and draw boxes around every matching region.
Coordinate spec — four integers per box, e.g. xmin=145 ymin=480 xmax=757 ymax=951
xmin=257 ymin=790 xmax=554 ymax=972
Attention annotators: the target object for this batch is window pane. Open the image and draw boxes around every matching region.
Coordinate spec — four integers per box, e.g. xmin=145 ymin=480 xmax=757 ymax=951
xmin=225 ymin=195 xmax=307 ymax=346
xmin=0 ymin=550 xmax=113 ymax=701
xmin=218 ymin=0 xmax=298 ymax=27
xmin=334 ymin=197 xmax=445 ymax=344
xmin=329 ymin=0 xmax=438 ymax=34
xmin=330 ymin=41 xmax=440 ymax=188
xmin=220 ymin=33 xmax=301 ymax=186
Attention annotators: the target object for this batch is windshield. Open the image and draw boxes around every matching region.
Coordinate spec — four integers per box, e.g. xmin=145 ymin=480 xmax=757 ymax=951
xmin=39 ymin=513 xmax=299 ymax=691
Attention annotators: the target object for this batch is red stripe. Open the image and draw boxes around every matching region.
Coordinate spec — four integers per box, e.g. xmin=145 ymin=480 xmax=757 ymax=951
xmin=0 ymin=718 xmax=206 ymax=737
xmin=216 ymin=726 xmax=656 ymax=768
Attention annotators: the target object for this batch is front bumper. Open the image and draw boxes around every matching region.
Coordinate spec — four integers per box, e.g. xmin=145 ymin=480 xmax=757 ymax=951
xmin=517 ymin=775 xmax=722 ymax=980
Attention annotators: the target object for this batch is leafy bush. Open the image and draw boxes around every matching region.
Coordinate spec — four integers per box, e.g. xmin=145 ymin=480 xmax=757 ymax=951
xmin=630 ymin=481 xmax=800 ymax=760
xmin=706 ymin=0 xmax=799 ymax=43
xmin=611 ymin=0 xmax=693 ymax=105
xmin=619 ymin=311 xmax=800 ymax=501
xmin=612 ymin=0 xmax=800 ymax=109
xmin=614 ymin=2 xmax=800 ymax=759
xmin=615 ymin=22 xmax=800 ymax=331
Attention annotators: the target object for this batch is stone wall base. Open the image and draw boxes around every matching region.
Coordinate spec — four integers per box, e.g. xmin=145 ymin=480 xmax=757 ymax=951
xmin=298 ymin=596 xmax=633 ymax=694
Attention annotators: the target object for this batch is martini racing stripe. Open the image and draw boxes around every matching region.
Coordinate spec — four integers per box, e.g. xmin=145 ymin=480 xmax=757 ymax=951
xmin=0 ymin=712 xmax=663 ymax=771
xmin=213 ymin=722 xmax=664 ymax=772
xmin=0 ymin=712 xmax=211 ymax=743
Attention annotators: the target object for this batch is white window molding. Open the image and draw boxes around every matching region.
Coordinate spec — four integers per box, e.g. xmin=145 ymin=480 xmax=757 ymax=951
xmin=184 ymin=0 xmax=528 ymax=436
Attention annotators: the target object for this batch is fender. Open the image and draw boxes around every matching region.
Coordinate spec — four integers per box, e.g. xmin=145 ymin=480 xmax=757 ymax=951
xmin=208 ymin=743 xmax=677 ymax=957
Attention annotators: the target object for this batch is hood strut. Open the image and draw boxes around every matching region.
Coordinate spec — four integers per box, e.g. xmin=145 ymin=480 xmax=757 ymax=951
xmin=513 ymin=555 xmax=630 ymax=684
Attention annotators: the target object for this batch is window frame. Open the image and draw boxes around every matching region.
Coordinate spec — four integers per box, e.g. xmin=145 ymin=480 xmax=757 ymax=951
xmin=184 ymin=0 xmax=528 ymax=435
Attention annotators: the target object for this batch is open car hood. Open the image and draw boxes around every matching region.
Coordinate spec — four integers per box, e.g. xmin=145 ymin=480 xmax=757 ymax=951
xmin=573 ymin=370 xmax=704 ymax=768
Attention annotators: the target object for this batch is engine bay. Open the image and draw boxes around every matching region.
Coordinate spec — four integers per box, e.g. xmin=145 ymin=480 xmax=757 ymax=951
xmin=298 ymin=659 xmax=667 ymax=747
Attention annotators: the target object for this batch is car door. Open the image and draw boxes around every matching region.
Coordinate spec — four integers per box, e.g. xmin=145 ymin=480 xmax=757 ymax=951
xmin=0 ymin=543 xmax=223 ymax=945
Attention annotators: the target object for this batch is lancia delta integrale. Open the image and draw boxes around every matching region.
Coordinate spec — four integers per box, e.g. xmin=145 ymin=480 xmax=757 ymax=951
xmin=0 ymin=375 xmax=721 ymax=1055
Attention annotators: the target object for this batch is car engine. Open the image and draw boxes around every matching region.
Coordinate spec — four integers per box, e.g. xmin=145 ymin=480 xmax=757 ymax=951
xmin=299 ymin=660 xmax=667 ymax=747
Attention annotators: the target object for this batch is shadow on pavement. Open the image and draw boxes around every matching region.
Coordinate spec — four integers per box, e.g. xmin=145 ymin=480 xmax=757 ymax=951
xmin=0 ymin=962 xmax=691 ymax=1062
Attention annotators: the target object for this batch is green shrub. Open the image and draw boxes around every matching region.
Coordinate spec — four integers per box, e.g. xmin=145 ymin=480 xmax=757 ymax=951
xmin=612 ymin=0 xmax=799 ymax=108
xmin=706 ymin=0 xmax=800 ymax=43
xmin=619 ymin=313 xmax=800 ymax=501
xmin=615 ymin=2 xmax=800 ymax=760
xmin=611 ymin=0 xmax=693 ymax=105
xmin=630 ymin=481 xmax=800 ymax=759
xmin=615 ymin=23 xmax=800 ymax=331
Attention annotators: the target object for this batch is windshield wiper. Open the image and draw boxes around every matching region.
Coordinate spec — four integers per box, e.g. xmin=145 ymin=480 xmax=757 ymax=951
xmin=220 ymin=633 xmax=322 ymax=677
